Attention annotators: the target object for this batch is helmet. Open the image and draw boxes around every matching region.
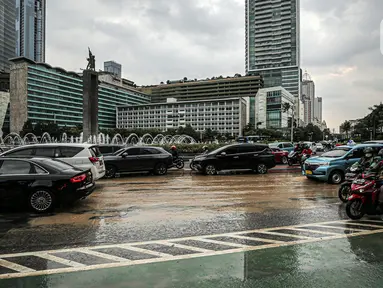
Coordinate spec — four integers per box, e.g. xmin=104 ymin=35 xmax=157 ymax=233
xmin=364 ymin=147 xmax=373 ymax=158
xmin=171 ymin=145 xmax=177 ymax=150
xmin=202 ymin=145 xmax=208 ymax=151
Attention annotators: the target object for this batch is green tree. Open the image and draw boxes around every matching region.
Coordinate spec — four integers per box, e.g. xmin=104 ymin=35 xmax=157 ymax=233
xmin=340 ymin=120 xmax=352 ymax=139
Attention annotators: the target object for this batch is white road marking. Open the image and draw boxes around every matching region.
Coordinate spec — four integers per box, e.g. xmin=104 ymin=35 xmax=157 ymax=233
xmin=35 ymin=253 xmax=86 ymax=268
xmin=117 ymin=245 xmax=172 ymax=258
xmin=253 ymin=231 xmax=313 ymax=239
xmin=343 ymin=222 xmax=383 ymax=229
xmin=0 ymin=259 xmax=35 ymax=273
xmin=285 ymin=227 xmax=341 ymax=236
xmin=311 ymin=225 xmax=366 ymax=232
xmin=0 ymin=220 xmax=383 ymax=280
xmin=77 ymin=249 xmax=130 ymax=263
xmin=227 ymin=235 xmax=284 ymax=244
xmin=157 ymin=241 xmax=212 ymax=253
xmin=194 ymin=238 xmax=250 ymax=248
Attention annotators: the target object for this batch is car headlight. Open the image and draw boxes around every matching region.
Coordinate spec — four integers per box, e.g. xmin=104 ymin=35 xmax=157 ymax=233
xmin=318 ymin=162 xmax=330 ymax=166
xmin=359 ymin=189 xmax=364 ymax=193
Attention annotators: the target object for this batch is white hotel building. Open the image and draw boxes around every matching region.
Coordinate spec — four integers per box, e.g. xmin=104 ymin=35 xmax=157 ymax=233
xmin=117 ymin=98 xmax=247 ymax=136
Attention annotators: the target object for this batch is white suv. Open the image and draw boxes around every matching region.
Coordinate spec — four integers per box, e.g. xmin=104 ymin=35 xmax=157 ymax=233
xmin=0 ymin=144 xmax=105 ymax=180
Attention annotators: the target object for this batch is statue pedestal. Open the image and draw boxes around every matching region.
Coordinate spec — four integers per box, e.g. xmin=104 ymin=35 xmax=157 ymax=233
xmin=83 ymin=70 xmax=98 ymax=142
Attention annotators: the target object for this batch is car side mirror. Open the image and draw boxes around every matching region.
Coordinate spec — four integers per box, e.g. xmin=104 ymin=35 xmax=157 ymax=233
xmin=122 ymin=152 xmax=128 ymax=157
xmin=220 ymin=152 xmax=227 ymax=157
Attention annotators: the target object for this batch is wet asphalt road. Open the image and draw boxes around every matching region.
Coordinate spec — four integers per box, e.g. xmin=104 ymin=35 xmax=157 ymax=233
xmin=1 ymin=172 xmax=383 ymax=287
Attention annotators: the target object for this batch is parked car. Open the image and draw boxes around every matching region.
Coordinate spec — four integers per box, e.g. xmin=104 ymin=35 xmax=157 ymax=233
xmin=316 ymin=142 xmax=324 ymax=152
xmin=304 ymin=142 xmax=317 ymax=154
xmin=0 ymin=158 xmax=95 ymax=213
xmin=97 ymin=144 xmax=125 ymax=156
xmin=0 ymin=144 xmax=105 ymax=180
xmin=303 ymin=144 xmax=383 ymax=184
xmin=269 ymin=142 xmax=294 ymax=152
xmin=191 ymin=143 xmax=275 ymax=175
xmin=270 ymin=148 xmax=289 ymax=164
xmin=103 ymin=146 xmax=173 ymax=178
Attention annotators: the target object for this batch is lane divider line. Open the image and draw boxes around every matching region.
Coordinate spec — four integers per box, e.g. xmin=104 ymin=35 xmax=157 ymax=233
xmin=193 ymin=238 xmax=250 ymax=248
xmin=343 ymin=222 xmax=383 ymax=229
xmin=35 ymin=253 xmax=86 ymax=268
xmin=0 ymin=259 xmax=35 ymax=273
xmin=2 ymin=228 xmax=383 ymax=280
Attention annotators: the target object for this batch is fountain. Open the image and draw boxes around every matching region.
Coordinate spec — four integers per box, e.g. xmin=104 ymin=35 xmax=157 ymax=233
xmin=0 ymin=131 xmax=197 ymax=149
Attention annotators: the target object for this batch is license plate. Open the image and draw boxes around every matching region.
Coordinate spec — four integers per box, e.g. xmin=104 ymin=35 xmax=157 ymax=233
xmin=305 ymin=170 xmax=313 ymax=175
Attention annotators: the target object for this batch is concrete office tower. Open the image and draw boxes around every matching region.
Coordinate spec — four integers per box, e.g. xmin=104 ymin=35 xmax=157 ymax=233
xmin=16 ymin=0 xmax=46 ymax=62
xmin=245 ymin=0 xmax=302 ymax=122
xmin=314 ymin=97 xmax=322 ymax=123
xmin=302 ymin=71 xmax=315 ymax=124
xmin=104 ymin=61 xmax=122 ymax=78
xmin=0 ymin=0 xmax=16 ymax=72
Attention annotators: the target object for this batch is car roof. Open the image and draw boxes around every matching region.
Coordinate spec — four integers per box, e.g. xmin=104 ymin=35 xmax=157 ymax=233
xmin=354 ymin=143 xmax=383 ymax=148
xmin=97 ymin=144 xmax=125 ymax=147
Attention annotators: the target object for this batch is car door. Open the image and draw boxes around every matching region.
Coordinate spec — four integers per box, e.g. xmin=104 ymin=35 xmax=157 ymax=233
xmin=0 ymin=159 xmax=34 ymax=208
xmin=139 ymin=148 xmax=161 ymax=170
xmin=218 ymin=146 xmax=242 ymax=170
xmin=119 ymin=147 xmax=142 ymax=172
xmin=237 ymin=145 xmax=258 ymax=169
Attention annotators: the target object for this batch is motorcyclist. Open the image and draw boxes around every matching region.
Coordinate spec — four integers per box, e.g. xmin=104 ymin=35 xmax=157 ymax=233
xmin=170 ymin=145 xmax=179 ymax=160
xmin=367 ymin=149 xmax=383 ymax=205
xmin=350 ymin=147 xmax=375 ymax=171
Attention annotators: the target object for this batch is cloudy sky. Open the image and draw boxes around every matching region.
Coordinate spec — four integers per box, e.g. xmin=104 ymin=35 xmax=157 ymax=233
xmin=46 ymin=0 xmax=383 ymax=131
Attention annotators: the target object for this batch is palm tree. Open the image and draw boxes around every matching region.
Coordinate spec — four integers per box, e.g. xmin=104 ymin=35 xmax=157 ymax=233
xmin=340 ymin=120 xmax=352 ymax=139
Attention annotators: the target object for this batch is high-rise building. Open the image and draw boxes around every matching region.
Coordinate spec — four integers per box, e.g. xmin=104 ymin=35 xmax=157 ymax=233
xmin=302 ymin=71 xmax=315 ymax=124
xmin=245 ymin=0 xmax=302 ymax=122
xmin=0 ymin=0 xmax=16 ymax=72
xmin=314 ymin=97 xmax=322 ymax=123
xmin=104 ymin=61 xmax=122 ymax=78
xmin=16 ymin=0 xmax=46 ymax=62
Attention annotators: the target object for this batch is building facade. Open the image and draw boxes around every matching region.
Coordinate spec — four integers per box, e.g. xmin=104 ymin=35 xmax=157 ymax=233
xmin=16 ymin=0 xmax=46 ymax=62
xmin=245 ymin=0 xmax=302 ymax=122
xmin=0 ymin=0 xmax=16 ymax=72
xmin=254 ymin=87 xmax=295 ymax=129
xmin=140 ymin=75 xmax=263 ymax=126
xmin=104 ymin=61 xmax=122 ymax=78
xmin=302 ymin=78 xmax=315 ymax=124
xmin=314 ymin=97 xmax=322 ymax=123
xmin=9 ymin=57 xmax=150 ymax=133
xmin=117 ymin=98 xmax=247 ymax=136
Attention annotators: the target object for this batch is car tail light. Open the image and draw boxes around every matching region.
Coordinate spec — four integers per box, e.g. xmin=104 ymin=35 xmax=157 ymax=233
xmin=70 ymin=174 xmax=87 ymax=183
xmin=89 ymin=157 xmax=99 ymax=164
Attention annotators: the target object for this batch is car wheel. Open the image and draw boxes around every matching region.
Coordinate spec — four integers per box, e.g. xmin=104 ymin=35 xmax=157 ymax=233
xmin=256 ymin=163 xmax=268 ymax=174
xmin=281 ymin=156 xmax=288 ymax=165
xmin=329 ymin=170 xmax=343 ymax=184
xmin=154 ymin=163 xmax=167 ymax=175
xmin=29 ymin=189 xmax=55 ymax=213
xmin=105 ymin=165 xmax=117 ymax=179
xmin=204 ymin=164 xmax=217 ymax=175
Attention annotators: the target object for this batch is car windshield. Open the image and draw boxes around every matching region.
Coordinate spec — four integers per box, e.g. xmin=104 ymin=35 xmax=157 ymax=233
xmin=269 ymin=143 xmax=279 ymax=148
xmin=321 ymin=149 xmax=349 ymax=158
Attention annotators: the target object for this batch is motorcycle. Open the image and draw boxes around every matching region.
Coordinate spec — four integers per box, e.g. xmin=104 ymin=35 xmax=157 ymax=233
xmin=190 ymin=150 xmax=209 ymax=171
xmin=287 ymin=151 xmax=301 ymax=166
xmin=338 ymin=165 xmax=363 ymax=203
xmin=169 ymin=157 xmax=185 ymax=169
xmin=346 ymin=173 xmax=383 ymax=220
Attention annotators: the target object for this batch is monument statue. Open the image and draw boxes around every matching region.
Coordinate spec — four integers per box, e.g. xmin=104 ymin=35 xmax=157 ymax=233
xmin=86 ymin=47 xmax=96 ymax=71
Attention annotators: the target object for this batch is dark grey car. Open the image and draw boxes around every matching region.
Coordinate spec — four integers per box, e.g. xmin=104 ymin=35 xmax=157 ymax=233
xmin=103 ymin=146 xmax=173 ymax=178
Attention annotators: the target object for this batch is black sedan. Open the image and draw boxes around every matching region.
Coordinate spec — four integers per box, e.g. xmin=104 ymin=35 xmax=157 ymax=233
xmin=191 ymin=143 xmax=276 ymax=175
xmin=0 ymin=158 xmax=95 ymax=213
xmin=104 ymin=146 xmax=173 ymax=178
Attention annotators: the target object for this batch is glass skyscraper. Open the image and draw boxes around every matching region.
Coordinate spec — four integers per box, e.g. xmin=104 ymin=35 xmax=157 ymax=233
xmin=16 ymin=0 xmax=46 ymax=62
xmin=245 ymin=0 xmax=302 ymax=123
xmin=0 ymin=0 xmax=16 ymax=72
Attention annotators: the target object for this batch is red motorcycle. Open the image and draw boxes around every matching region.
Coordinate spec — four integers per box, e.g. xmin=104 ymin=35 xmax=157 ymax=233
xmin=346 ymin=173 xmax=383 ymax=220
